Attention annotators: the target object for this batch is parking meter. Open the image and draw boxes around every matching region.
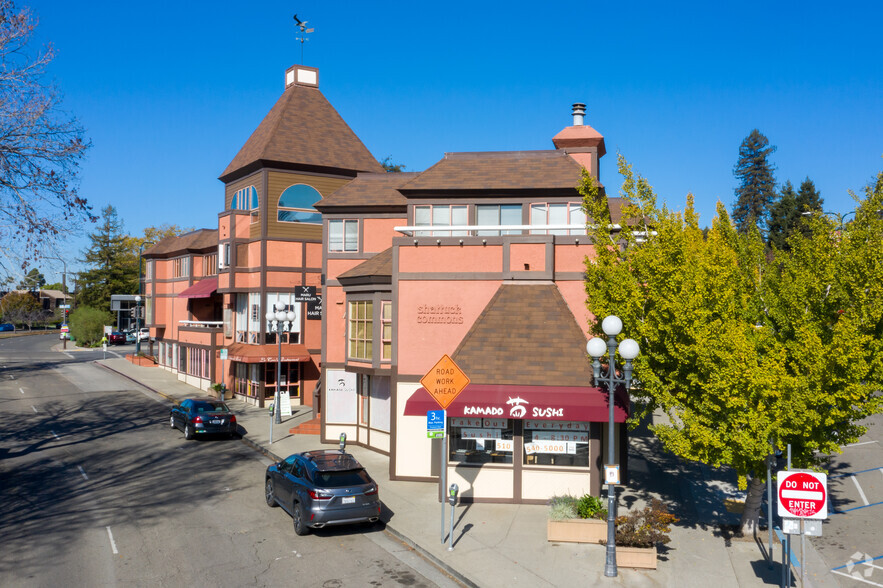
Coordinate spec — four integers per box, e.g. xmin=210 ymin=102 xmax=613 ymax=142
xmin=447 ymin=483 xmax=459 ymax=551
xmin=339 ymin=432 xmax=347 ymax=452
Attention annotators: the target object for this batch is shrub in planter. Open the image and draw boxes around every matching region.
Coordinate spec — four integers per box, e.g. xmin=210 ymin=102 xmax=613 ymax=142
xmin=547 ymin=494 xmax=608 ymax=544
xmin=614 ymin=498 xmax=678 ymax=548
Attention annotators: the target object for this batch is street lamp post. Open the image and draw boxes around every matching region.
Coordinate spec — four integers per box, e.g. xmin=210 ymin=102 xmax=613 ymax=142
xmin=46 ymin=256 xmax=69 ymax=349
xmin=586 ymin=315 xmax=640 ymax=578
xmin=265 ymin=301 xmax=296 ymax=443
xmin=801 ymin=210 xmax=856 ymax=231
xmin=135 ymin=241 xmax=154 ymax=355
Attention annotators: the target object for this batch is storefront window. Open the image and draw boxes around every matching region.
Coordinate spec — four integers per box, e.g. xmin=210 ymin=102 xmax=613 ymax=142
xmin=523 ymin=420 xmax=590 ymax=467
xmin=448 ymin=418 xmax=514 ymax=465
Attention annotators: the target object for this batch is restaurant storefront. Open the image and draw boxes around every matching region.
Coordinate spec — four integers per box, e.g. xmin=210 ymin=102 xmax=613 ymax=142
xmin=403 ymin=383 xmax=628 ymax=503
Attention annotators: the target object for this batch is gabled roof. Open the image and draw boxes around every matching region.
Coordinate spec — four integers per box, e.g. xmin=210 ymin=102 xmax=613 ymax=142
xmin=315 ymin=172 xmax=418 ymax=211
xmin=337 ymin=248 xmax=393 ymax=284
xmin=144 ymin=229 xmax=218 ymax=258
xmin=399 ymin=151 xmax=592 ymax=194
xmin=220 ymin=83 xmax=383 ymax=182
xmin=452 ymin=283 xmax=592 ymax=387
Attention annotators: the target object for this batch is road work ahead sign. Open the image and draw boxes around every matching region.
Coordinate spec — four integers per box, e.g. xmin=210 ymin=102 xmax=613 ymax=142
xmin=420 ymin=355 xmax=470 ymax=410
xmin=778 ymin=470 xmax=827 ymax=519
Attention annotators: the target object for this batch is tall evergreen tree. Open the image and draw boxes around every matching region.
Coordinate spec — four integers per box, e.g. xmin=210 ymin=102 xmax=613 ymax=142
xmin=77 ymin=206 xmax=136 ymax=311
xmin=795 ymin=177 xmax=823 ymax=215
xmin=732 ymin=130 xmax=777 ymax=233
xmin=767 ymin=177 xmax=823 ymax=251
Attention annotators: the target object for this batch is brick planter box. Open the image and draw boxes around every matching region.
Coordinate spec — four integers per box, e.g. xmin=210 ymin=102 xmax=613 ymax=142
xmin=126 ymin=354 xmax=157 ymax=367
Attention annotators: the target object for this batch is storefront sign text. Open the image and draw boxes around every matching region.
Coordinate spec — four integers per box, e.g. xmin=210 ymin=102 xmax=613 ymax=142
xmin=462 ymin=428 xmax=502 ymax=440
xmin=417 ymin=304 xmax=464 ymax=325
xmin=533 ymin=431 xmax=588 ymax=443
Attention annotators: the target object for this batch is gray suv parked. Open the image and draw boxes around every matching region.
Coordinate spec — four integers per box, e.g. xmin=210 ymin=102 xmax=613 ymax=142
xmin=264 ymin=450 xmax=381 ymax=535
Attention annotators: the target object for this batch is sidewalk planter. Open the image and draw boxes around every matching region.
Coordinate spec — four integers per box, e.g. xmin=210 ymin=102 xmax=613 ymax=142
xmin=547 ymin=518 xmax=608 ymax=544
xmin=616 ymin=546 xmax=658 ymax=569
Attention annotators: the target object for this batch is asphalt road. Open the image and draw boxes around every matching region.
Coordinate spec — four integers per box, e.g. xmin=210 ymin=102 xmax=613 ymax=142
xmin=0 ymin=334 xmax=450 ymax=587
xmin=812 ymin=412 xmax=883 ymax=587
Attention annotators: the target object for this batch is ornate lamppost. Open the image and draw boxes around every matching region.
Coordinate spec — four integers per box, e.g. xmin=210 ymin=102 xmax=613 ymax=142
xmin=586 ymin=315 xmax=639 ymax=578
xmin=265 ymin=300 xmax=295 ymax=443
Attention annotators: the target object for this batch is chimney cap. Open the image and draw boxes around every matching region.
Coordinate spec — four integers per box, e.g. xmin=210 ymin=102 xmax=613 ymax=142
xmin=571 ymin=103 xmax=586 ymax=126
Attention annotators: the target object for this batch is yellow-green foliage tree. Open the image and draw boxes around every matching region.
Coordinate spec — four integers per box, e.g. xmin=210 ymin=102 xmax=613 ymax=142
xmin=583 ymin=158 xmax=883 ymax=534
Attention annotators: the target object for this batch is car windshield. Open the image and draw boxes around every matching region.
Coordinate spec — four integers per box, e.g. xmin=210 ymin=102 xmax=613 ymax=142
xmin=192 ymin=401 xmax=229 ymax=413
xmin=312 ymin=469 xmax=371 ymax=488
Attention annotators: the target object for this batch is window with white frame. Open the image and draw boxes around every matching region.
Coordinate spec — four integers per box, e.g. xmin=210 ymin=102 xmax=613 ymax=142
xmin=203 ymin=253 xmax=217 ymax=276
xmin=173 ymin=256 xmax=190 ymax=278
xmin=381 ymin=301 xmax=392 ymax=361
xmin=476 ymin=204 xmax=522 ymax=236
xmin=529 ymin=202 xmax=587 ymax=235
xmin=231 ymin=185 xmax=258 ymax=211
xmin=146 ymin=260 xmax=154 ymax=280
xmin=348 ymin=300 xmax=373 ymax=360
xmin=265 ymin=292 xmax=301 ymax=344
xmin=278 ymin=184 xmax=322 ymax=223
xmin=414 ymin=204 xmax=468 ymax=236
xmin=329 ymin=219 xmax=358 ymax=252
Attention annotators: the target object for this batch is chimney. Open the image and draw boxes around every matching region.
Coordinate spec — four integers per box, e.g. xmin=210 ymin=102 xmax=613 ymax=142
xmin=572 ymin=103 xmax=586 ymax=126
xmin=552 ymin=103 xmax=606 ymax=179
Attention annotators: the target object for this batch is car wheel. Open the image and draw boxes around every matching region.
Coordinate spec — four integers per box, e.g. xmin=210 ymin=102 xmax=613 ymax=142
xmin=292 ymin=502 xmax=309 ymax=536
xmin=184 ymin=423 xmax=193 ymax=440
xmin=169 ymin=415 xmax=176 ymax=429
xmin=265 ymin=478 xmax=278 ymax=507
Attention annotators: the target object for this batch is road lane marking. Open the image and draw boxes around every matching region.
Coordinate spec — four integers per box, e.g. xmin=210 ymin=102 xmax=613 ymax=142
xmin=851 ymin=475 xmax=870 ymax=506
xmin=831 ymin=466 xmax=883 ymax=478
xmin=78 ymin=466 xmax=89 ymax=480
xmin=106 ymin=527 xmax=119 ymax=554
xmin=50 ymin=430 xmax=59 ymax=439
xmin=845 ymin=440 xmax=879 ymax=448
xmin=831 ymin=570 xmax=883 ymax=586
xmin=20 ymin=387 xmax=24 ymax=394
xmin=31 ymin=405 xmax=37 ymax=413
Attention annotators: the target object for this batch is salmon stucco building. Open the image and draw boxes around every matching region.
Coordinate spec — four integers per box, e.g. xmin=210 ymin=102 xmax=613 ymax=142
xmin=144 ymin=65 xmax=630 ymax=504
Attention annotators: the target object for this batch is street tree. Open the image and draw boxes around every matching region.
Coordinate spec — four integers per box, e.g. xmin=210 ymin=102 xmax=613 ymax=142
xmin=77 ymin=206 xmax=136 ymax=311
xmin=732 ymin=130 xmax=777 ymax=234
xmin=0 ymin=1 xmax=93 ymax=274
xmin=0 ymin=290 xmax=42 ymax=329
xmin=380 ymin=156 xmax=406 ymax=173
xmin=68 ymin=305 xmax=112 ymax=346
xmin=582 ymin=157 xmax=883 ymax=535
xmin=17 ymin=267 xmax=45 ymax=291
xmin=768 ymin=178 xmax=823 ymax=251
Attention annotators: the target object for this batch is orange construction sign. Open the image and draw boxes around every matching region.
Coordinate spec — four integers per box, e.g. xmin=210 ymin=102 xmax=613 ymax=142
xmin=420 ymin=354 xmax=470 ymax=410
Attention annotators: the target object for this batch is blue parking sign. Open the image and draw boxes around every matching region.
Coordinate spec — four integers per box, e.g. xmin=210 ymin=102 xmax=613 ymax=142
xmin=427 ymin=410 xmax=445 ymax=438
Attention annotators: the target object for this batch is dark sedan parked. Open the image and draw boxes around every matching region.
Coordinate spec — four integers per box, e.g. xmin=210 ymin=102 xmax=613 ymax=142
xmin=170 ymin=398 xmax=238 ymax=440
xmin=265 ymin=450 xmax=381 ymax=535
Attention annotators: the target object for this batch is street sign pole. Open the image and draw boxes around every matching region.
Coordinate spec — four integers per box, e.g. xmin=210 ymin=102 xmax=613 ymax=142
xmin=441 ymin=418 xmax=446 ymax=544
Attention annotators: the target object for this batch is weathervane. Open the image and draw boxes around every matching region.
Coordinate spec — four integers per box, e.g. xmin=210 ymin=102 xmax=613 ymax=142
xmin=293 ymin=14 xmax=314 ymax=65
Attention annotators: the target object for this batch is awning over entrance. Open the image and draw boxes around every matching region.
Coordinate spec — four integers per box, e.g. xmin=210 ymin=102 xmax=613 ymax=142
xmin=225 ymin=343 xmax=311 ymax=364
xmin=403 ymin=384 xmax=628 ymax=423
xmin=177 ymin=276 xmax=218 ymax=299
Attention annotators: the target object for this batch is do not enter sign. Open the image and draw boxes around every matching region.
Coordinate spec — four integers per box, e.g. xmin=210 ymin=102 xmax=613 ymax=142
xmin=777 ymin=471 xmax=828 ymax=519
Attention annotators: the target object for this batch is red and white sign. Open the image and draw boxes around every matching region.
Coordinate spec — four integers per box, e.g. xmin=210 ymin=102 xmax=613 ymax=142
xmin=777 ymin=471 xmax=827 ymax=519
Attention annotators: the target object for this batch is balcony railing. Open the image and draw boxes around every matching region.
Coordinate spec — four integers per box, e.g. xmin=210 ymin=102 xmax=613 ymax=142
xmin=178 ymin=320 xmax=224 ymax=329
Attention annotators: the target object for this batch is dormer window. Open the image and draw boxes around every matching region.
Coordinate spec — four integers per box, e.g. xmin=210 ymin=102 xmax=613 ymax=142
xmin=278 ymin=184 xmax=322 ymax=223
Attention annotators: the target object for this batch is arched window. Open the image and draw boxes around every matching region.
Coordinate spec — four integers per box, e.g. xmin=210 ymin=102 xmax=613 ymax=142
xmin=278 ymin=184 xmax=322 ymax=223
xmin=231 ymin=186 xmax=258 ymax=210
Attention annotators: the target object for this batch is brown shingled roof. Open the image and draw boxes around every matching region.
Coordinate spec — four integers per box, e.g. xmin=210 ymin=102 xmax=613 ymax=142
xmin=220 ymin=83 xmax=383 ymax=182
xmin=144 ymin=229 xmax=218 ymax=258
xmin=337 ymin=248 xmax=393 ymax=282
xmin=400 ymin=151 xmax=588 ymax=193
xmin=452 ymin=283 xmax=591 ymax=387
xmin=315 ymin=172 xmax=418 ymax=210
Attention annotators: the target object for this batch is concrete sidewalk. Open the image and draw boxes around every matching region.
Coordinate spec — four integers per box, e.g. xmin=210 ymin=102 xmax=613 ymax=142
xmin=86 ymin=352 xmax=840 ymax=587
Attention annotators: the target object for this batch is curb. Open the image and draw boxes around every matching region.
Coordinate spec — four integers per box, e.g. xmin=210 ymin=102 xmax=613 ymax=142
xmin=381 ymin=524 xmax=478 ymax=588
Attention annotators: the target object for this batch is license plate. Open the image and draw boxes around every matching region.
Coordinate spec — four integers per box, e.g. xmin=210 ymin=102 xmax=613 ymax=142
xmin=210 ymin=419 xmax=222 ymax=425
xmin=342 ymin=496 xmax=355 ymax=504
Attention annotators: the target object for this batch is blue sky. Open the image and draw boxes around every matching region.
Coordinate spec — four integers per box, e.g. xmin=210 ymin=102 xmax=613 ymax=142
xmin=29 ymin=0 xmax=883 ymax=285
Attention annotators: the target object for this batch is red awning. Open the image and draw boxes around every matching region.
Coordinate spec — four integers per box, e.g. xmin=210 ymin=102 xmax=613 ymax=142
xmin=225 ymin=343 xmax=311 ymax=364
xmin=178 ymin=276 xmax=218 ymax=299
xmin=403 ymin=384 xmax=628 ymax=423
